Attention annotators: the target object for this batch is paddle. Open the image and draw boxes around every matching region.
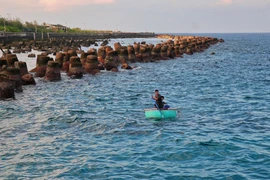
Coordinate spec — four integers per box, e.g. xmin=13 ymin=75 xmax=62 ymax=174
xmin=154 ymin=100 xmax=164 ymax=119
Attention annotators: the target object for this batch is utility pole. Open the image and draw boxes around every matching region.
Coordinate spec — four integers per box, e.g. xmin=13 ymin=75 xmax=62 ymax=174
xmin=34 ymin=21 xmax=37 ymax=33
xmin=7 ymin=13 xmax=11 ymax=20
xmin=3 ymin=18 xmax=6 ymax=32
xmin=0 ymin=15 xmax=6 ymax=32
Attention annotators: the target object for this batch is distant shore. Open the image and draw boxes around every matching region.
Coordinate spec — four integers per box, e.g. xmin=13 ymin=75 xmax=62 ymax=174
xmin=0 ymin=32 xmax=156 ymax=42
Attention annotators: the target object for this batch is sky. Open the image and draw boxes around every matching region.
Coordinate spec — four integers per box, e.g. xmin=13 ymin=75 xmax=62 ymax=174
xmin=0 ymin=0 xmax=269 ymax=33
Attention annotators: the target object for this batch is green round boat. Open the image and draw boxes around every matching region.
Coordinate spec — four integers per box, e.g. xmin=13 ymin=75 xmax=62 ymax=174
xmin=144 ymin=108 xmax=178 ymax=119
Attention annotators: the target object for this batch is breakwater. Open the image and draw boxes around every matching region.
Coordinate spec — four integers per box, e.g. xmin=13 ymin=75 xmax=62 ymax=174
xmin=0 ymin=35 xmax=224 ymax=99
xmin=0 ymin=32 xmax=156 ymax=42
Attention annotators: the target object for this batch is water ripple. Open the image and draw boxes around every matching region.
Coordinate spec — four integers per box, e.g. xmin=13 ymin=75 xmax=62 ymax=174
xmin=1 ymin=34 xmax=270 ymax=179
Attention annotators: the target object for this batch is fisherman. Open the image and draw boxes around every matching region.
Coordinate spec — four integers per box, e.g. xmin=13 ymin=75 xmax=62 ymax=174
xmin=160 ymin=96 xmax=166 ymax=108
xmin=152 ymin=89 xmax=163 ymax=109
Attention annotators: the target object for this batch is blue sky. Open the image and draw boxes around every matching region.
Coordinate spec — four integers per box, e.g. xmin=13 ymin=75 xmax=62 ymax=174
xmin=0 ymin=0 xmax=269 ymax=33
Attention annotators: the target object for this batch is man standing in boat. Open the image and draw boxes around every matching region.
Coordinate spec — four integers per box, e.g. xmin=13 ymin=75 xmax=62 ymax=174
xmin=152 ymin=89 xmax=163 ymax=108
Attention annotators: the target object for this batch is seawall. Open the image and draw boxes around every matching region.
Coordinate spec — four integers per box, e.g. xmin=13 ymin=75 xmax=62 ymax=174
xmin=0 ymin=32 xmax=156 ymax=42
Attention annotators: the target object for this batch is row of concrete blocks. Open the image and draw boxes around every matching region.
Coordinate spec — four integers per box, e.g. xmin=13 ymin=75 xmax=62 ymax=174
xmin=0 ymin=35 xmax=223 ymax=99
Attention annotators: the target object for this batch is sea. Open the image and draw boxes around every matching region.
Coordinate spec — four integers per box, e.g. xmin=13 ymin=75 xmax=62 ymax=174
xmin=0 ymin=33 xmax=270 ymax=180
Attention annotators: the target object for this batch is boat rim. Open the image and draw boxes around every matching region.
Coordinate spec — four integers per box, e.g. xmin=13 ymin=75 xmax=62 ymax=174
xmin=144 ymin=108 xmax=178 ymax=111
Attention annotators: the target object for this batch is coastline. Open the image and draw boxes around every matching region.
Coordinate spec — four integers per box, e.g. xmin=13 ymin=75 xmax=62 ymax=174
xmin=0 ymin=32 xmax=156 ymax=42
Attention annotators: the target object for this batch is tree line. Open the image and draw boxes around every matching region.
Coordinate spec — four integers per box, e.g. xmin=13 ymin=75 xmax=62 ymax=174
xmin=0 ymin=17 xmax=113 ymax=34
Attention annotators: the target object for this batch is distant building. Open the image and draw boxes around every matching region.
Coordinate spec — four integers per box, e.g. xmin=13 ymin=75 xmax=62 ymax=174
xmin=43 ymin=23 xmax=67 ymax=31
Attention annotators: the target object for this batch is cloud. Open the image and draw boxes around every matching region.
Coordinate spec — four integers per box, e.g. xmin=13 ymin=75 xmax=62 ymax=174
xmin=217 ymin=0 xmax=233 ymax=5
xmin=41 ymin=0 xmax=115 ymax=11
xmin=1 ymin=0 xmax=115 ymax=12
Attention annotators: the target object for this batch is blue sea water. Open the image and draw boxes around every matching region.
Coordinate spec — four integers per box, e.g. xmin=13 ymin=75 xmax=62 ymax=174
xmin=0 ymin=33 xmax=270 ymax=179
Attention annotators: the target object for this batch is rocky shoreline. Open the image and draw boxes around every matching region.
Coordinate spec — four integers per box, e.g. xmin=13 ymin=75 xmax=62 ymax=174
xmin=0 ymin=34 xmax=224 ymax=100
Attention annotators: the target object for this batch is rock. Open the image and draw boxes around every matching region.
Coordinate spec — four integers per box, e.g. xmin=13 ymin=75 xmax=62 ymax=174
xmin=44 ymin=61 xmax=61 ymax=81
xmin=68 ymin=56 xmax=83 ymax=79
xmin=21 ymin=73 xmax=36 ymax=85
xmin=0 ymin=59 xmax=8 ymax=71
xmin=14 ymin=61 xmax=28 ymax=76
xmin=219 ymin=39 xmax=225 ymax=43
xmin=118 ymin=47 xmax=128 ymax=64
xmin=121 ymin=63 xmax=133 ymax=70
xmin=97 ymin=47 xmax=106 ymax=65
xmin=127 ymin=45 xmax=137 ymax=63
xmin=5 ymin=54 xmax=19 ymax=67
xmin=84 ymin=55 xmax=100 ymax=75
xmin=0 ymin=74 xmax=15 ymax=99
xmin=101 ymin=40 xmax=109 ymax=46
xmin=28 ymin=53 xmax=36 ymax=58
xmin=104 ymin=50 xmax=119 ymax=71
xmin=0 ymin=67 xmax=23 ymax=92
xmin=35 ymin=55 xmax=50 ymax=77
